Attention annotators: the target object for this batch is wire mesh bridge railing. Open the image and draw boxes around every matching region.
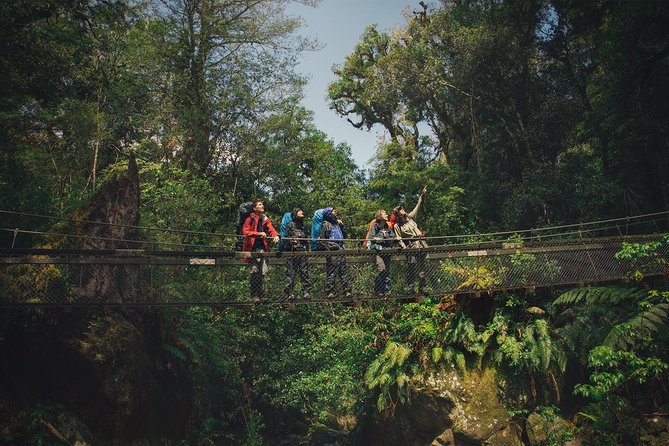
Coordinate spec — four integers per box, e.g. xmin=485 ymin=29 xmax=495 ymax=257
xmin=1 ymin=234 xmax=667 ymax=307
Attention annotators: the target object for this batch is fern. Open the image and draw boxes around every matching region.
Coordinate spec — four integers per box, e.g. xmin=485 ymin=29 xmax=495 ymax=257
xmin=604 ymin=302 xmax=669 ymax=349
xmin=555 ymin=286 xmax=669 ymax=352
xmin=431 ymin=346 xmax=467 ymax=372
xmin=445 ymin=312 xmax=484 ymax=355
xmin=365 ymin=341 xmax=411 ymax=388
xmin=553 ymin=287 xmax=647 ymax=306
xmin=365 ymin=341 xmax=413 ymax=412
xmin=162 ymin=342 xmax=188 ymax=362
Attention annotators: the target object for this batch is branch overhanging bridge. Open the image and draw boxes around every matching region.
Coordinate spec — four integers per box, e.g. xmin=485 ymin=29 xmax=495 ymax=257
xmin=1 ymin=220 xmax=667 ymax=307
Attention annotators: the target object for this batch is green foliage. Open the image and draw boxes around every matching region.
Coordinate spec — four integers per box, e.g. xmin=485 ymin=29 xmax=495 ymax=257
xmin=554 ymin=282 xmax=669 ymax=444
xmin=134 ymin=160 xmax=219 ymax=246
xmin=553 ymin=286 xmax=648 ymax=307
xmin=431 ymin=346 xmax=466 ymax=373
xmin=363 ymin=300 xmax=567 ymax=412
xmin=258 ymin=316 xmax=376 ymax=424
xmin=365 ymin=341 xmax=413 ymax=412
xmin=574 ymin=346 xmax=668 ymax=400
xmin=331 ymin=0 xmax=669 ymax=229
xmin=239 ymin=410 xmax=264 ymax=446
xmin=554 ymin=286 xmax=669 ymax=350
xmin=614 ymin=235 xmax=669 ymax=280
xmin=614 ymin=235 xmax=669 ymax=261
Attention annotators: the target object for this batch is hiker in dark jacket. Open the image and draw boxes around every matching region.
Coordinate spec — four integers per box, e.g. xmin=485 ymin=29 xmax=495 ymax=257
xmin=369 ymin=209 xmax=396 ymax=295
xmin=318 ymin=207 xmax=352 ymax=299
xmin=393 ymin=187 xmax=428 ymax=294
xmin=284 ymin=207 xmax=312 ymax=299
xmin=242 ymin=200 xmax=279 ymax=302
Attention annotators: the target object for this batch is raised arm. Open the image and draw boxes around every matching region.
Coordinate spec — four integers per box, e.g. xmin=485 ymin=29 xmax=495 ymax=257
xmin=408 ymin=195 xmax=423 ymax=219
xmin=408 ymin=187 xmax=427 ymax=219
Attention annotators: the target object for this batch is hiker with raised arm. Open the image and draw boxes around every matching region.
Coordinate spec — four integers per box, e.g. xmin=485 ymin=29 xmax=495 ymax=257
xmin=283 ymin=207 xmax=312 ymax=300
xmin=241 ymin=200 xmax=279 ymax=303
xmin=318 ymin=207 xmax=352 ymax=299
xmin=369 ymin=209 xmax=396 ymax=295
xmin=393 ymin=186 xmax=428 ymax=295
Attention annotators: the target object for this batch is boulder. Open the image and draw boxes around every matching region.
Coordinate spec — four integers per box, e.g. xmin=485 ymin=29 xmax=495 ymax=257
xmin=442 ymin=368 xmax=511 ymax=443
xmin=526 ymin=411 xmax=571 ymax=446
xmin=359 ymin=367 xmax=521 ymax=446
xmin=639 ymin=416 xmax=669 ymax=446
xmin=431 ymin=428 xmax=455 ymax=446
xmin=357 ymin=390 xmax=455 ymax=446
xmin=484 ymin=423 xmax=524 ymax=446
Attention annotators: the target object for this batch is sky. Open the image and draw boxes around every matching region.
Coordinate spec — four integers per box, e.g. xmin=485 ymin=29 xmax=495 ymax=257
xmin=286 ymin=0 xmax=416 ymax=168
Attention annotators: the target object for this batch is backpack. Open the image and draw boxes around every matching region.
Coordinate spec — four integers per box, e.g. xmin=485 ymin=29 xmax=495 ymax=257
xmin=235 ymin=202 xmax=254 ymax=250
xmin=310 ymin=208 xmax=326 ymax=251
xmin=278 ymin=212 xmax=293 ymax=252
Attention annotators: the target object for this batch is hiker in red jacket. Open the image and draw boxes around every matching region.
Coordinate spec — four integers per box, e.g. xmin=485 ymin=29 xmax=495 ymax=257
xmin=242 ymin=200 xmax=279 ymax=302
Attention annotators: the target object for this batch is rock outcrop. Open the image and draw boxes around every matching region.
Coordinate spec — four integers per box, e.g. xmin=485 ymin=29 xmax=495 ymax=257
xmin=358 ymin=367 xmax=526 ymax=445
xmin=72 ymin=155 xmax=141 ymax=303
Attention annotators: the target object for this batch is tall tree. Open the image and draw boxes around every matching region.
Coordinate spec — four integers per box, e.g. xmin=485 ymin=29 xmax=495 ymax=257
xmin=155 ymin=0 xmax=316 ymax=172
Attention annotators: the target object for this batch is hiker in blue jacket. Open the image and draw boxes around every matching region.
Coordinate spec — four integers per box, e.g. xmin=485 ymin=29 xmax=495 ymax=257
xmin=283 ymin=207 xmax=312 ymax=299
xmin=318 ymin=207 xmax=352 ymax=299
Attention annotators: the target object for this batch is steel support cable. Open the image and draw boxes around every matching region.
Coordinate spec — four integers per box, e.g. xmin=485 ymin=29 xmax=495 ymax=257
xmin=271 ymin=216 xmax=666 ymax=244
xmin=1 ymin=217 xmax=664 ymax=256
xmin=0 ymin=209 xmax=234 ymax=238
xmin=0 ymin=227 xmax=224 ymax=250
xmin=1 ymin=208 xmax=667 ymax=244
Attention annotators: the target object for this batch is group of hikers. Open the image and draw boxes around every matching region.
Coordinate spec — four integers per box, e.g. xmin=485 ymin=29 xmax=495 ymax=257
xmin=240 ymin=187 xmax=428 ymax=303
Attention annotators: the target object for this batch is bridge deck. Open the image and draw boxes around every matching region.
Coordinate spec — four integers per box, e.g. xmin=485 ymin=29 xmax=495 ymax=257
xmin=0 ymin=235 xmax=666 ymax=307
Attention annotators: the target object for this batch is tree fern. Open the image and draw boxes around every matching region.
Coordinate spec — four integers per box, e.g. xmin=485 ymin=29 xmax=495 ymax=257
xmin=604 ymin=302 xmax=669 ymax=349
xmin=554 ymin=286 xmax=669 ymax=351
xmin=553 ymin=286 xmax=647 ymax=306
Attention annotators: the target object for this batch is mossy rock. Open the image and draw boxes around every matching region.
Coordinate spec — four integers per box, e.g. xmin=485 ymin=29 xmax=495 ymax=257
xmin=526 ymin=411 xmax=571 ymax=446
xmin=484 ymin=423 xmax=524 ymax=446
xmin=450 ymin=368 xmax=511 ymax=443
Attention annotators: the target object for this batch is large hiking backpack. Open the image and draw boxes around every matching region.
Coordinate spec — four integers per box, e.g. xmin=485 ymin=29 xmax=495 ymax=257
xmin=235 ymin=202 xmax=254 ymax=250
xmin=363 ymin=219 xmax=375 ymax=249
xmin=278 ymin=212 xmax=293 ymax=252
xmin=310 ymin=208 xmax=326 ymax=251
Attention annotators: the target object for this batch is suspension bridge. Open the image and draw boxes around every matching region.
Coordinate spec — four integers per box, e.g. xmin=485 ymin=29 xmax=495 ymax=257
xmin=0 ymin=211 xmax=667 ymax=307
